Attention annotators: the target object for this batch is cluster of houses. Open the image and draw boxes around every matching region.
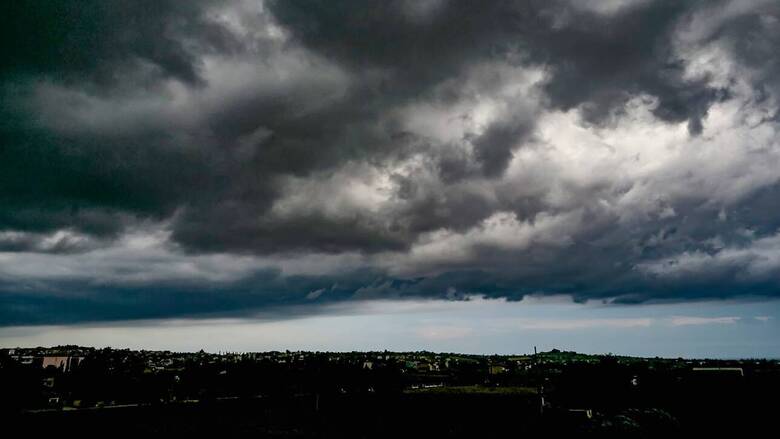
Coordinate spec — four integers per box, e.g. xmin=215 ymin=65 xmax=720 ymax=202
xmin=6 ymin=347 xmax=86 ymax=372
xmin=0 ymin=345 xmax=676 ymax=379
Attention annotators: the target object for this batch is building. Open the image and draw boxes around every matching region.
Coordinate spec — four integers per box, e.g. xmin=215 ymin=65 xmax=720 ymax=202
xmin=691 ymin=367 xmax=744 ymax=377
xmin=42 ymin=356 xmax=83 ymax=372
xmin=489 ymin=365 xmax=507 ymax=375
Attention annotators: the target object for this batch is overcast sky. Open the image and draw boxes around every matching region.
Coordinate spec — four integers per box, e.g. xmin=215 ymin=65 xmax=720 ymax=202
xmin=2 ymin=0 xmax=780 ymax=356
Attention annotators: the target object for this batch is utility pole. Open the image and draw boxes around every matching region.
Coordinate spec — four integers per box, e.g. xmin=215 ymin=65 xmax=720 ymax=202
xmin=534 ymin=345 xmax=544 ymax=415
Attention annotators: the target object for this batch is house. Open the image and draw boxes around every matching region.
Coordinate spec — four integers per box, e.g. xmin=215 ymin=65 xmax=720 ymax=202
xmin=42 ymin=356 xmax=83 ymax=372
xmin=416 ymin=362 xmax=433 ymax=372
xmin=489 ymin=365 xmax=507 ymax=375
xmin=691 ymin=367 xmax=744 ymax=377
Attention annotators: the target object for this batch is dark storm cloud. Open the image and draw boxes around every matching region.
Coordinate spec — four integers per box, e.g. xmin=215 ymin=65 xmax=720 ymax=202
xmin=0 ymin=0 xmax=234 ymax=87
xmin=0 ymin=0 xmax=232 ymax=238
xmin=527 ymin=0 xmax=728 ymax=134
xmin=268 ymin=0 xmax=723 ymax=135
xmin=173 ymin=209 xmax=409 ymax=254
xmin=0 ymin=116 xmax=209 ymax=237
xmin=0 ymin=0 xmax=725 ymax=249
xmin=2 ymin=0 xmax=780 ymax=325
xmin=0 ymin=268 xmax=388 ymax=325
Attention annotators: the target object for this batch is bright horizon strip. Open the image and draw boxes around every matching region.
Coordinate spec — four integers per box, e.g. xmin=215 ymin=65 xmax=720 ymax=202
xmin=2 ymin=297 xmax=778 ymax=359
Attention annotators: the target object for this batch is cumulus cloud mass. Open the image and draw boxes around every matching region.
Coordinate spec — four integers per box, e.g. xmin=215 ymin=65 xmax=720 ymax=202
xmin=2 ymin=0 xmax=780 ymax=325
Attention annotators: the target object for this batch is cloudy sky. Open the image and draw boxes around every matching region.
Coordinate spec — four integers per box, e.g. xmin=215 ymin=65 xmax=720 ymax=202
xmin=1 ymin=0 xmax=779 ymax=356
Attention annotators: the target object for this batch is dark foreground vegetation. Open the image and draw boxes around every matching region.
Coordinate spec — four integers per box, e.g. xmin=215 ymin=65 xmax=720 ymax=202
xmin=2 ymin=346 xmax=778 ymax=437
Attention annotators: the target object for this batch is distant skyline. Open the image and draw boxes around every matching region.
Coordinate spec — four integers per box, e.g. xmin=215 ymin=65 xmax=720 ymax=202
xmin=3 ymin=297 xmax=779 ymax=359
xmin=2 ymin=1 xmax=780 ymax=355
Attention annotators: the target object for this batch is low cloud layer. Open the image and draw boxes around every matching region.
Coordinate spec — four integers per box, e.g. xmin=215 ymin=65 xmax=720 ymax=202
xmin=2 ymin=0 xmax=780 ymax=325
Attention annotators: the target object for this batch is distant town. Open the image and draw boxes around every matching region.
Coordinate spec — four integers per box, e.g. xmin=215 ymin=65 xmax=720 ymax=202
xmin=3 ymin=345 xmax=778 ymax=436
